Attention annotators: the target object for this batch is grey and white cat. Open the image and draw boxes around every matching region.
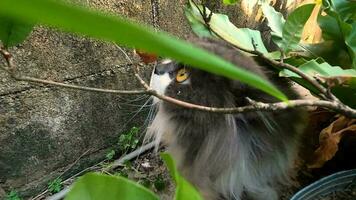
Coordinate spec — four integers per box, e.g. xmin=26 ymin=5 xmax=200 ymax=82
xmin=147 ymin=38 xmax=306 ymax=200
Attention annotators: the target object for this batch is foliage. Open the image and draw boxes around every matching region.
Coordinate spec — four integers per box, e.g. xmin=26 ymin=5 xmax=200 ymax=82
xmin=118 ymin=126 xmax=140 ymax=152
xmin=186 ymin=0 xmax=356 ymax=106
xmin=0 ymin=0 xmax=287 ymax=101
xmin=280 ymin=4 xmax=315 ymax=52
xmin=105 ymin=149 xmax=116 ymax=160
xmin=5 ymin=191 xmax=21 ymax=200
xmin=186 ymin=0 xmax=268 ymax=53
xmin=65 ymin=173 xmax=159 ymax=200
xmin=48 ymin=178 xmax=63 ymax=194
xmin=66 ymin=154 xmax=201 ymax=200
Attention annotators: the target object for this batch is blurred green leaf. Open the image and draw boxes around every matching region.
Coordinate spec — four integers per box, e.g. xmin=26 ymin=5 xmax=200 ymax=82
xmin=161 ymin=153 xmax=203 ymax=200
xmin=281 ymin=4 xmax=315 ymax=52
xmin=186 ymin=0 xmax=268 ymax=54
xmin=0 ymin=0 xmax=287 ymax=101
xmin=261 ymin=3 xmax=285 ymax=47
xmin=223 ymin=0 xmax=239 ymax=5
xmin=0 ymin=16 xmax=34 ymax=48
xmin=65 ymin=173 xmax=159 ymax=200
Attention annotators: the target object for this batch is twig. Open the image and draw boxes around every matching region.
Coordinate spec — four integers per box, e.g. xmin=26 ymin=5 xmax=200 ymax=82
xmin=0 ymin=48 xmax=146 ymax=95
xmin=46 ymin=142 xmax=155 ymax=200
xmin=2 ymin=47 xmax=356 ymax=118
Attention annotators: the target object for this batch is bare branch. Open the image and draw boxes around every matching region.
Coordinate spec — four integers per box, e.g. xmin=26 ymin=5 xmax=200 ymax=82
xmin=0 ymin=48 xmax=147 ymax=95
xmin=2 ymin=45 xmax=356 ymax=118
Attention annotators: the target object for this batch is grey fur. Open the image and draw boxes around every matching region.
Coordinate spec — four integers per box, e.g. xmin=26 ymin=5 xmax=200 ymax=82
xmin=147 ymin=38 xmax=306 ymax=200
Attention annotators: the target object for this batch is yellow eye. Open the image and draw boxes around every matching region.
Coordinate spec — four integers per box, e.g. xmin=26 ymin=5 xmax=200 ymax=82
xmin=176 ymin=68 xmax=189 ymax=83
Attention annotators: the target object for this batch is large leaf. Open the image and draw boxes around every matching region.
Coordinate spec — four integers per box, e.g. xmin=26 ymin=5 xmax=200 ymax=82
xmin=186 ymin=0 xmax=268 ymax=54
xmin=324 ymin=0 xmax=356 ymax=22
xmin=0 ymin=16 xmax=34 ymax=48
xmin=0 ymin=0 xmax=287 ymax=101
xmin=261 ymin=2 xmax=285 ymax=47
xmin=320 ymin=0 xmax=355 ymax=69
xmin=301 ymin=41 xmax=352 ymax=68
xmin=281 ymin=4 xmax=315 ymax=52
xmin=161 ymin=153 xmax=203 ymax=200
xmin=281 ymin=59 xmax=356 ymax=107
xmin=65 ymin=173 xmax=159 ymax=200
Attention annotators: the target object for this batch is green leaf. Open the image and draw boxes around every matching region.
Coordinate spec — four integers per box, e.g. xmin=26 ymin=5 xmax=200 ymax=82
xmin=0 ymin=16 xmax=34 ymax=48
xmin=161 ymin=153 xmax=203 ymax=200
xmin=0 ymin=0 xmax=287 ymax=101
xmin=65 ymin=173 xmax=159 ymax=200
xmin=318 ymin=2 xmax=355 ymax=68
xmin=317 ymin=14 xmax=344 ymax=41
xmin=281 ymin=4 xmax=315 ymax=52
xmin=186 ymin=0 xmax=269 ymax=54
xmin=261 ymin=2 xmax=285 ymax=47
xmin=48 ymin=178 xmax=63 ymax=194
xmin=345 ymin=22 xmax=356 ymax=69
xmin=301 ymin=41 xmax=352 ymax=68
xmin=280 ymin=59 xmax=356 ymax=107
xmin=223 ymin=0 xmax=239 ymax=5
xmin=324 ymin=0 xmax=356 ymax=22
xmin=184 ymin=4 xmax=215 ymax=38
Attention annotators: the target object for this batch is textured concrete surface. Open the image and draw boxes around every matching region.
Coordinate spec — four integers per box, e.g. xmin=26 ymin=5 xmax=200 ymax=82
xmin=0 ymin=0 xmax=285 ymax=198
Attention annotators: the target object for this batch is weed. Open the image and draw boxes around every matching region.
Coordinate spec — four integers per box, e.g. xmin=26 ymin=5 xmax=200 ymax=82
xmin=105 ymin=149 xmax=116 ymax=160
xmin=118 ymin=126 xmax=140 ymax=152
xmin=48 ymin=178 xmax=63 ymax=194
xmin=153 ymin=175 xmax=166 ymax=191
xmin=5 ymin=190 xmax=21 ymax=200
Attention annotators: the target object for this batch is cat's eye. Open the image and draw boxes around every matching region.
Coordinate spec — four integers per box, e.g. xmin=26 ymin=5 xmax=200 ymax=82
xmin=175 ymin=68 xmax=189 ymax=83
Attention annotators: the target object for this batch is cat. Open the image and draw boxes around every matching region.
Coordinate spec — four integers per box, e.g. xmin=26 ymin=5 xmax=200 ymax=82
xmin=147 ymin=38 xmax=306 ymax=200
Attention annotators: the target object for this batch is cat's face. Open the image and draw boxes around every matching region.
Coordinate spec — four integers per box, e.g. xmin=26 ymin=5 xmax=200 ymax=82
xmin=149 ymin=59 xmax=191 ymax=104
xmin=150 ymin=59 xmax=238 ymax=113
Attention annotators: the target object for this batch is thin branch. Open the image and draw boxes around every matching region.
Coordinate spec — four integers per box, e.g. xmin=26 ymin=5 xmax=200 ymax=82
xmin=2 ymin=47 xmax=356 ymax=118
xmin=0 ymin=48 xmax=147 ymax=95
xmin=131 ymin=63 xmax=356 ymax=118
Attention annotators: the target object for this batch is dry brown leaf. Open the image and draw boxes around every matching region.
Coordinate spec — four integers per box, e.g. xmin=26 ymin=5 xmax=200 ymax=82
xmin=135 ymin=49 xmax=158 ymax=64
xmin=316 ymin=76 xmax=353 ymax=88
xmin=308 ymin=116 xmax=356 ymax=168
xmin=301 ymin=4 xmax=322 ymax=44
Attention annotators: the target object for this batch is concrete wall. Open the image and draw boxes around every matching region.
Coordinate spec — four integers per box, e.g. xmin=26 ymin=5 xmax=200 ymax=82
xmin=0 ymin=0 xmax=284 ymax=198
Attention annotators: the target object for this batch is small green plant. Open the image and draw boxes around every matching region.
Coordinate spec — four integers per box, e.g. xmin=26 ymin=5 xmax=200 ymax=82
xmin=105 ymin=149 xmax=116 ymax=160
xmin=5 ymin=190 xmax=21 ymax=200
xmin=118 ymin=126 xmax=140 ymax=152
xmin=114 ymin=160 xmax=132 ymax=178
xmin=48 ymin=178 xmax=63 ymax=194
xmin=153 ymin=175 xmax=166 ymax=192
